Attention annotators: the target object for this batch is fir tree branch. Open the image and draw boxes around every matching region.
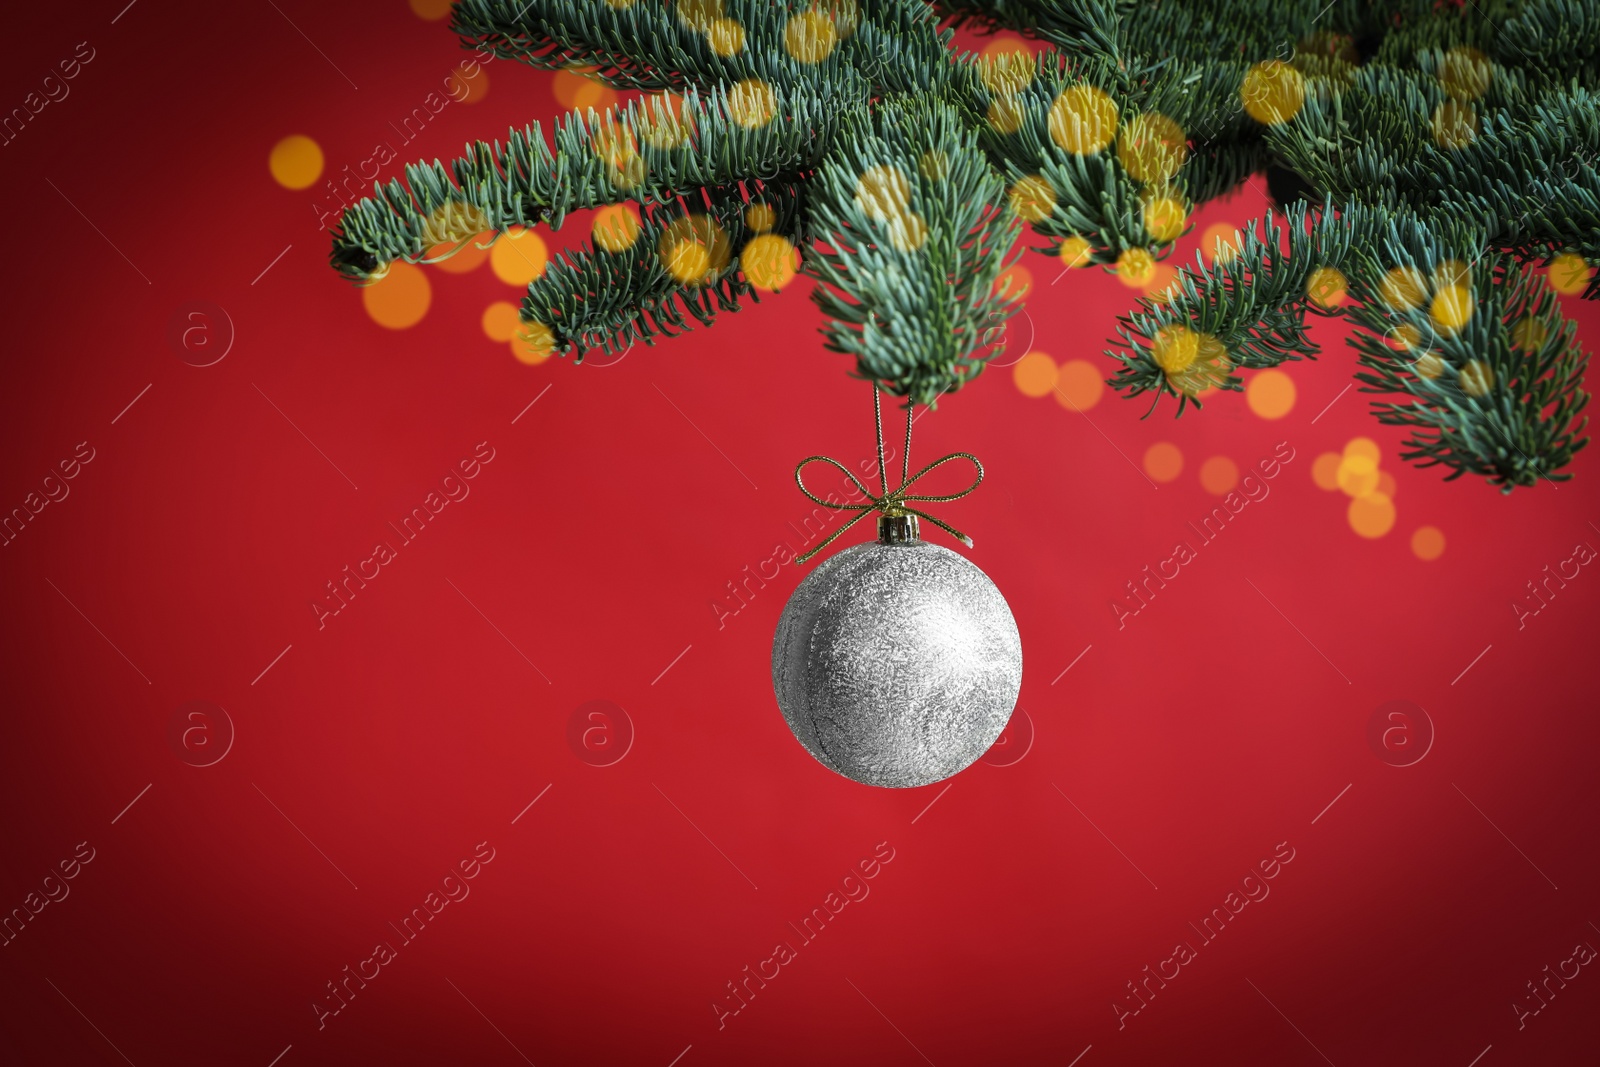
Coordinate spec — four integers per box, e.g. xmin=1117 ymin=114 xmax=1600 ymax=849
xmin=451 ymin=0 xmax=698 ymax=92
xmin=804 ymin=93 xmax=1024 ymax=405
xmin=1106 ymin=202 xmax=1593 ymax=489
xmin=1350 ymin=253 xmax=1590 ymax=491
xmin=523 ymin=178 xmax=808 ymax=358
xmin=327 ymin=0 xmax=1600 ymax=491
xmin=931 ymin=0 xmax=1128 ymax=61
xmin=1105 ymin=202 xmax=1344 ymax=414
xmin=330 ymin=77 xmax=861 ymax=282
xmin=968 ymin=55 xmax=1187 ymax=260
xmin=1497 ymin=0 xmax=1600 ymax=90
xmin=451 ymin=0 xmax=951 ymax=97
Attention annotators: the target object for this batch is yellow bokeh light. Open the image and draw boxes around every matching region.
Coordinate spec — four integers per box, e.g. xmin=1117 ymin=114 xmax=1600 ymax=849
xmin=1151 ymin=324 xmax=1229 ymax=396
xmin=677 ymin=0 xmax=723 ymax=31
xmin=988 ymin=95 xmax=1025 ymax=134
xmin=1548 ymin=252 xmax=1594 ymax=295
xmin=1377 ymin=470 xmax=1398 ymax=498
xmin=1411 ymin=525 xmax=1446 ymax=561
xmin=1199 ymin=455 xmax=1239 ymax=495
xmin=574 ymin=80 xmax=618 ymax=113
xmin=666 ymin=243 xmax=711 ymax=282
xmin=1116 ymin=247 xmax=1155 ymax=287
xmin=1144 ymin=441 xmax=1184 ymax=482
xmin=1379 ymin=266 xmax=1427 ymax=310
xmin=1414 ymin=353 xmax=1445 ymax=380
xmin=856 ymin=165 xmax=912 ymax=220
xmin=1385 ymin=323 xmax=1423 ymax=352
xmin=728 ymin=79 xmax=776 ymax=127
xmin=1306 ymin=266 xmax=1348 ymax=308
xmin=981 ymin=34 xmax=1030 ymax=60
xmin=1439 ymin=47 xmax=1492 ymax=101
xmin=1048 ymin=84 xmax=1118 ymax=155
xmin=741 ymin=233 xmax=798 ymax=291
xmin=1151 ymin=324 xmax=1199 ymax=373
xmin=1143 ymin=262 xmax=1180 ymax=303
xmin=592 ymin=122 xmax=644 ymax=189
xmin=481 ymin=301 xmax=521 ymax=342
xmin=1512 ymin=316 xmax=1548 ymax=351
xmin=638 ymin=92 xmax=692 ymax=148
xmin=1348 ymin=492 xmax=1396 ymax=539
xmin=1311 ymin=451 xmax=1342 ymax=491
xmin=445 ymin=66 xmax=490 ymax=104
xmin=995 ymin=264 xmax=1032 ymax=299
xmin=553 ymin=69 xmax=599 ymax=110
xmin=269 ymin=134 xmax=323 ymax=190
xmin=979 ymin=50 xmax=1034 ymax=96
xmin=490 ymin=227 xmax=549 ymax=286
xmin=1246 ymin=369 xmax=1295 ymax=419
xmin=658 ymin=214 xmax=730 ymax=283
xmin=1344 ymin=437 xmax=1380 ymax=465
xmin=1054 ymin=359 xmax=1104 ymax=411
xmin=745 ymin=202 xmax=777 ymax=232
xmin=427 ymin=231 xmax=493 ymax=274
xmin=1202 ymin=223 xmax=1241 ymax=264
xmin=813 ymin=0 xmax=859 ymax=40
xmin=361 ymin=261 xmax=431 ymax=329
xmin=420 ymin=201 xmax=490 ymax=250
xmin=887 ymin=212 xmax=928 ymax=253
xmin=1059 ymin=235 xmax=1093 ymax=268
xmin=1009 ymin=174 xmax=1057 ymax=223
xmin=1432 ymin=259 xmax=1470 ymax=290
xmin=431 ymin=64 xmax=485 ymax=106
xmin=513 ymin=322 xmax=557 ymax=365
xmin=707 ymin=18 xmax=745 ymax=56
xmin=409 ymin=0 xmax=453 ymax=18
xmin=1117 ymin=112 xmax=1187 ymax=184
xmin=1013 ymin=351 xmax=1058 ymax=398
xmin=1429 ymin=284 xmax=1474 ymax=335
xmin=592 ymin=204 xmax=642 ymax=253
xmin=551 ymin=69 xmax=583 ymax=108
xmin=784 ymin=10 xmax=837 ymax=62
xmin=1240 ymin=60 xmax=1306 ymax=125
xmin=607 ymin=157 xmax=645 ymax=191
xmin=1337 ymin=455 xmax=1379 ymax=497
xmin=1432 ymin=99 xmax=1478 ymax=149
xmin=1143 ymin=195 xmax=1188 ymax=243
xmin=1459 ymin=359 xmax=1495 ymax=397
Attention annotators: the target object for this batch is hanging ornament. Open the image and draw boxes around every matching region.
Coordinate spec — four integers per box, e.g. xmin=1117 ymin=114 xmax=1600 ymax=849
xmin=772 ymin=391 xmax=1023 ymax=788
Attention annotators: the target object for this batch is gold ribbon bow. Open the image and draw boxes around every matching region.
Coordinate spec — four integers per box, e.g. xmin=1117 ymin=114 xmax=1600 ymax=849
xmin=793 ymin=389 xmax=984 ymax=564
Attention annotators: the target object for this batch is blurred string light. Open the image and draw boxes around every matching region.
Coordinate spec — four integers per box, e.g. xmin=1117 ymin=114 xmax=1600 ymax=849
xmin=1310 ymin=437 xmax=1444 ymax=556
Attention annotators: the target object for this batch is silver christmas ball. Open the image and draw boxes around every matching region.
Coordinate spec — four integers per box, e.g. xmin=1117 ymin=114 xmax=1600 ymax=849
xmin=772 ymin=526 xmax=1023 ymax=788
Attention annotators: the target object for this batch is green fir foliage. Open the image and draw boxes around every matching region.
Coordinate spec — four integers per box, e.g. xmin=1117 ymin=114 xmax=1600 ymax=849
xmin=329 ymin=0 xmax=1599 ymax=491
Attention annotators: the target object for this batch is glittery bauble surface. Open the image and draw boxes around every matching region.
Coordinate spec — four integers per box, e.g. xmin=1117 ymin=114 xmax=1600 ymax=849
xmin=772 ymin=540 xmax=1023 ymax=788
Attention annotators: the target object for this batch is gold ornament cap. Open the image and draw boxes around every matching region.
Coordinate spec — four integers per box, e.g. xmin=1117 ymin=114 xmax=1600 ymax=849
xmin=877 ymin=512 xmax=921 ymax=545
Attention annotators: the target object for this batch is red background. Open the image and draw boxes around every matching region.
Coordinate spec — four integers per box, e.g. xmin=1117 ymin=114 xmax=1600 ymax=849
xmin=3 ymin=3 xmax=1599 ymax=1065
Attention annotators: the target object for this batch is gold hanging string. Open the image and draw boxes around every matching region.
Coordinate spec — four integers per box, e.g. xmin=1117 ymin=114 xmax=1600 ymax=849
xmin=793 ymin=388 xmax=984 ymax=564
